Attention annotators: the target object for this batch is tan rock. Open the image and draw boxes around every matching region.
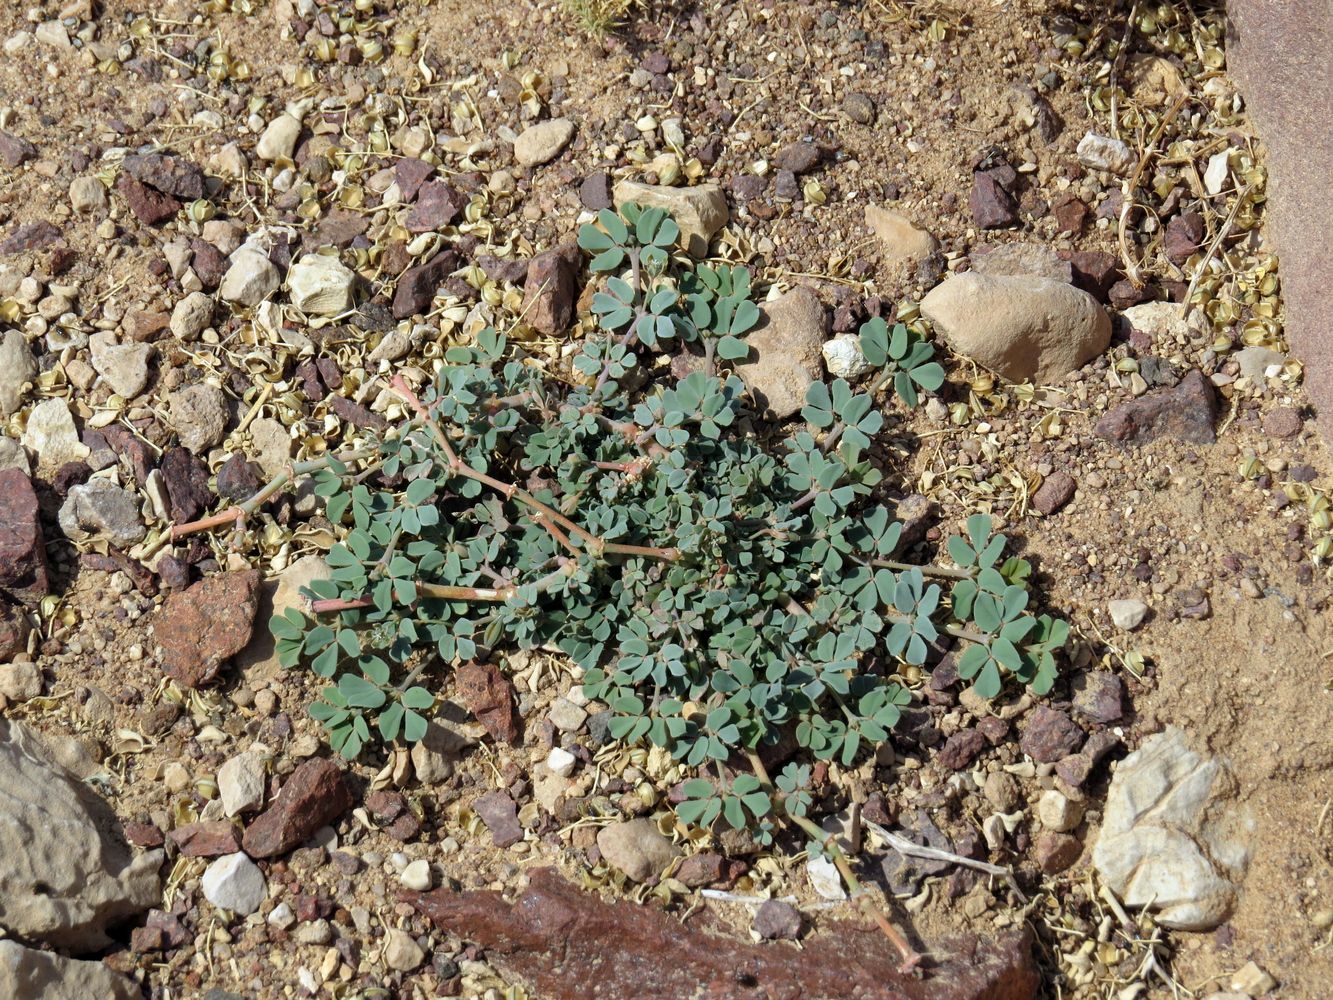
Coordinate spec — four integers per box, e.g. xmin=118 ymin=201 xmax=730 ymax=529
xmin=612 ymin=180 xmax=727 ymax=258
xmin=0 ymin=940 xmax=139 ymax=1000
xmin=921 ymin=272 xmax=1110 ymax=383
xmin=864 ymin=205 xmax=938 ymax=273
xmin=513 ymin=118 xmax=575 ymax=167
xmin=734 ymin=287 xmax=826 ymax=419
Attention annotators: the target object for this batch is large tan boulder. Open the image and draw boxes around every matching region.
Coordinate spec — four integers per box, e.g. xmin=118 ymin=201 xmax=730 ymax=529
xmin=921 ymin=272 xmax=1110 ymax=383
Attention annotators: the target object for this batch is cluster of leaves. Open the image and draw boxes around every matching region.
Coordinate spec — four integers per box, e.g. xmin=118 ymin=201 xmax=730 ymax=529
xmin=273 ymin=203 xmax=1068 ymax=834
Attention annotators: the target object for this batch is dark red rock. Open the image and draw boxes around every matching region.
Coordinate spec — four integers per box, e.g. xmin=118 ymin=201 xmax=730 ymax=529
xmin=773 ymin=141 xmax=821 ymax=175
xmin=102 ymin=426 xmax=154 ymax=484
xmin=132 ymin=909 xmax=188 ymax=952
xmin=0 ymin=470 xmax=49 ymax=606
xmin=392 ymin=249 xmax=460 ymax=319
xmin=1019 ymin=707 xmax=1084 ymax=763
xmin=1108 ymin=279 xmax=1153 ymax=310
xmin=155 ymin=555 xmax=190 ymax=590
xmin=51 ymin=461 xmax=90 ymax=497
xmin=579 ymin=171 xmax=613 ymax=210
xmin=124 ymin=821 xmax=166 ymax=848
xmin=1052 ymin=194 xmax=1087 ymax=234
xmin=408 ymin=867 xmax=1041 ymax=1000
xmin=456 ymin=661 xmax=520 ymax=744
xmin=0 ymin=599 xmax=29 ymax=661
xmin=1064 ymin=250 xmax=1120 ymax=302
xmin=122 ymin=153 xmax=206 ymax=199
xmin=1071 ymin=672 xmax=1125 ymax=724
xmin=1094 ymin=369 xmax=1217 ymax=445
xmin=476 ymin=254 xmax=528 ymax=285
xmin=125 ymin=309 xmax=170 ymax=342
xmin=754 ymin=899 xmax=803 ymax=941
xmin=0 ymin=131 xmax=37 ymax=169
xmin=153 ymin=569 xmax=262 ymax=687
xmin=1163 ymin=212 xmax=1204 ymax=265
xmin=116 ymin=173 xmax=181 ymax=225
xmin=1262 ymin=407 xmax=1302 ymax=439
xmin=473 ymin=790 xmax=523 ymax=848
xmin=327 ymin=394 xmax=388 ymax=431
xmin=406 ymin=181 xmax=465 ymax=233
xmin=310 ymin=210 xmax=369 ymax=250
xmin=189 ymin=238 xmax=227 ymax=288
xmin=731 ymin=173 xmax=767 ymax=201
xmin=159 ymin=447 xmax=214 ymax=523
xmin=976 ymin=716 xmax=1010 ymax=745
xmin=521 ymin=242 xmax=579 ymax=337
xmin=969 ymin=172 xmax=1018 ymax=228
xmin=169 ymin=820 xmax=242 ymax=857
xmin=216 ymin=452 xmax=263 ymax=501
xmin=0 ymin=220 xmax=61 ymax=254
xmin=1034 ymin=832 xmax=1081 ymax=874
xmin=675 ymin=852 xmax=727 ymax=888
xmin=1055 ymin=730 xmax=1122 ymax=787
xmin=365 ymin=790 xmax=421 ymax=841
xmin=241 ymin=757 xmax=352 ymax=859
xmin=395 ymin=158 xmax=435 ymax=201
xmin=1032 ymin=471 xmax=1076 ymax=515
xmin=937 ymin=728 xmax=987 ymax=770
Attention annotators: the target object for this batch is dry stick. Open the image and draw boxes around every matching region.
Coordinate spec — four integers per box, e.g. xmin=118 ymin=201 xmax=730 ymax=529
xmin=1182 ymin=182 xmax=1254 ymax=323
xmin=1116 ymin=91 xmax=1190 ymax=285
xmin=862 ymin=820 xmax=1026 ymax=903
xmin=747 ymin=752 xmax=923 ymax=974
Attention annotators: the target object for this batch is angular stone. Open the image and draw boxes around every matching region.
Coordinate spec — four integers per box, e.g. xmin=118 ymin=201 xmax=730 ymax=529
xmin=69 ymin=176 xmax=108 ymax=215
xmin=121 ymin=153 xmax=205 ymax=199
xmin=116 ymin=173 xmax=180 ymax=225
xmin=921 ymin=272 xmax=1111 ymax=383
xmin=597 ymin=818 xmax=680 ymax=882
xmin=474 ymin=790 xmax=523 ymax=848
xmin=153 ymin=569 xmax=262 ymax=688
xmin=0 ymin=470 xmax=48 ymax=604
xmin=395 ymin=158 xmax=435 ymax=201
xmin=405 ymin=180 xmax=465 ymax=232
xmin=969 ymin=171 xmax=1018 ymax=228
xmin=773 ymin=141 xmax=820 ymax=174
xmin=456 ymin=661 xmax=519 ymax=744
xmin=158 ymin=447 xmax=213 ymax=524
xmin=167 ymin=383 xmax=229 ymax=454
xmin=1077 ymin=132 xmax=1138 ymax=175
xmin=0 ymin=220 xmax=61 ymax=254
xmin=169 ymin=821 xmax=242 ymax=858
xmin=753 ymin=899 xmax=803 ymax=940
xmin=734 ymin=286 xmax=826 ymax=419
xmin=579 ymin=171 xmax=613 ymax=210
xmin=1093 ymin=727 xmax=1251 ymax=930
xmin=521 ymin=242 xmax=579 ymax=337
xmin=1019 ymin=707 xmax=1083 ymax=763
xmin=0 ymin=720 xmax=162 ymax=951
xmin=384 ymin=927 xmax=425 ymax=971
xmin=392 ymin=250 xmax=459 ymax=319
xmin=407 ymin=867 xmax=1040 ymax=1000
xmin=219 ymin=248 xmax=280 ymax=308
xmin=1034 ymin=832 xmax=1082 ymax=874
xmin=865 ymin=205 xmax=938 ymax=274
xmin=0 ymin=131 xmax=37 ymax=169
xmin=0 ymin=940 xmax=139 ymax=1000
xmin=57 ymin=481 xmax=145 ymax=549
xmin=1163 ymin=212 xmax=1204 ymax=265
xmin=217 ymin=751 xmax=268 ymax=817
xmin=89 ymin=332 xmax=152 ymax=398
xmin=0 ymin=328 xmax=37 ymax=417
xmin=612 ymin=180 xmax=727 ymax=257
xmin=1072 ymin=671 xmax=1126 ymax=724
xmin=288 ymin=253 xmax=357 ymax=315
xmin=21 ymin=397 xmax=89 ymax=475
xmin=938 ymin=729 xmax=987 ymax=770
xmin=1094 ymin=369 xmax=1216 ymax=445
xmin=241 ymin=757 xmax=352 ymax=859
xmin=201 ymin=852 xmax=266 ymax=915
xmin=513 ymin=118 xmax=575 ymax=167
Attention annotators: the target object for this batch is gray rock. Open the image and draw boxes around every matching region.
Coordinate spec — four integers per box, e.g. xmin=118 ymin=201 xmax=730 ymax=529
xmin=0 ymin=719 xmax=162 ymax=951
xmin=921 ymin=272 xmax=1111 ymax=383
xmin=1234 ymin=345 xmax=1286 ymax=382
xmin=1092 ymin=727 xmax=1252 ymax=930
xmin=201 ymin=853 xmax=266 ymax=915
xmin=168 ymin=384 xmax=228 ymax=453
xmin=821 ymin=333 xmax=873 ymax=379
xmin=1108 ymin=599 xmax=1148 ymax=631
xmin=410 ymin=702 xmax=479 ymax=783
xmin=288 ymin=254 xmax=357 ymax=315
xmin=1077 ymin=132 xmax=1138 ymax=175
xmin=89 ymin=332 xmax=152 ymax=398
xmin=0 ymin=329 xmax=37 ymax=418
xmin=0 ymin=437 xmax=30 ymax=475
xmin=0 ymin=939 xmax=139 ymax=1000
xmin=20 ymin=398 xmax=89 ymax=475
xmin=753 ymin=899 xmax=803 ymax=940
xmin=612 ymin=180 xmax=727 ymax=258
xmin=596 ymin=818 xmax=680 ymax=882
xmin=219 ymin=248 xmax=280 ymax=307
xmin=58 ymin=481 xmax=146 ymax=548
xmin=169 ymin=290 xmax=214 ymax=341
xmin=547 ymin=697 xmax=588 ymax=733
xmin=217 ymin=751 xmax=268 ymax=817
xmin=513 ymin=118 xmax=575 ymax=167
xmin=735 ymin=287 xmax=826 ymax=419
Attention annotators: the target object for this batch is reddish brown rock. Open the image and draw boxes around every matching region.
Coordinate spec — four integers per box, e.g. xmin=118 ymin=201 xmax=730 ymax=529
xmin=1031 ymin=471 xmax=1076 ymax=516
xmin=158 ymin=447 xmax=214 ymax=524
xmin=1163 ymin=212 xmax=1204 ymax=265
xmin=365 ymin=790 xmax=422 ymax=841
xmin=521 ymin=242 xmax=580 ymax=337
xmin=0 ymin=220 xmax=61 ymax=254
xmin=1063 ymin=250 xmax=1120 ymax=302
xmin=153 ymin=569 xmax=262 ymax=687
xmin=395 ymin=158 xmax=435 ymax=201
xmin=473 ymin=790 xmax=523 ymax=848
xmin=241 ymin=758 xmax=352 ymax=859
xmin=0 ymin=470 xmax=49 ymax=606
xmin=456 ymin=661 xmax=519 ymax=744
xmin=1094 ymin=369 xmax=1217 ymax=446
xmin=116 ymin=173 xmax=181 ymax=225
xmin=169 ymin=820 xmax=241 ymax=857
xmin=121 ymin=153 xmax=206 ymax=200
xmin=1051 ymin=194 xmax=1087 ymax=234
xmin=405 ymin=180 xmax=465 ymax=232
xmin=937 ymin=729 xmax=987 ymax=771
xmin=675 ymin=852 xmax=728 ymax=888
xmin=969 ymin=171 xmax=1018 ymax=229
xmin=407 ymin=867 xmax=1040 ymax=1000
xmin=391 ymin=249 xmax=460 ymax=319
xmin=1019 ymin=707 xmax=1084 ymax=763
xmin=125 ymin=310 xmax=171 ymax=342
xmin=1034 ymin=832 xmax=1082 ymax=874
xmin=0 ymin=131 xmax=37 ymax=169
xmin=123 ymin=822 xmax=165 ymax=849
xmin=1262 ymin=407 xmax=1302 ymax=439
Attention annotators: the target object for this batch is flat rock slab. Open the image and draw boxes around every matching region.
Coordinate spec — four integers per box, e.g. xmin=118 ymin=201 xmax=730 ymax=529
xmin=407 ymin=867 xmax=1038 ymax=1000
xmin=153 ymin=569 xmax=262 ymax=687
xmin=0 ymin=940 xmax=139 ymax=1000
xmin=1227 ymin=1 xmax=1333 ymax=439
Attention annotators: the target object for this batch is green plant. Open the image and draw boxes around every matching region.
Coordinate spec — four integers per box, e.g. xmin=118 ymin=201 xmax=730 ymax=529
xmin=238 ymin=203 xmax=1068 ymax=967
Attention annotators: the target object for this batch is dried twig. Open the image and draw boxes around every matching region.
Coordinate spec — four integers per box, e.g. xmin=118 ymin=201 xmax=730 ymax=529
xmin=864 ymin=820 xmax=1027 ymax=902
